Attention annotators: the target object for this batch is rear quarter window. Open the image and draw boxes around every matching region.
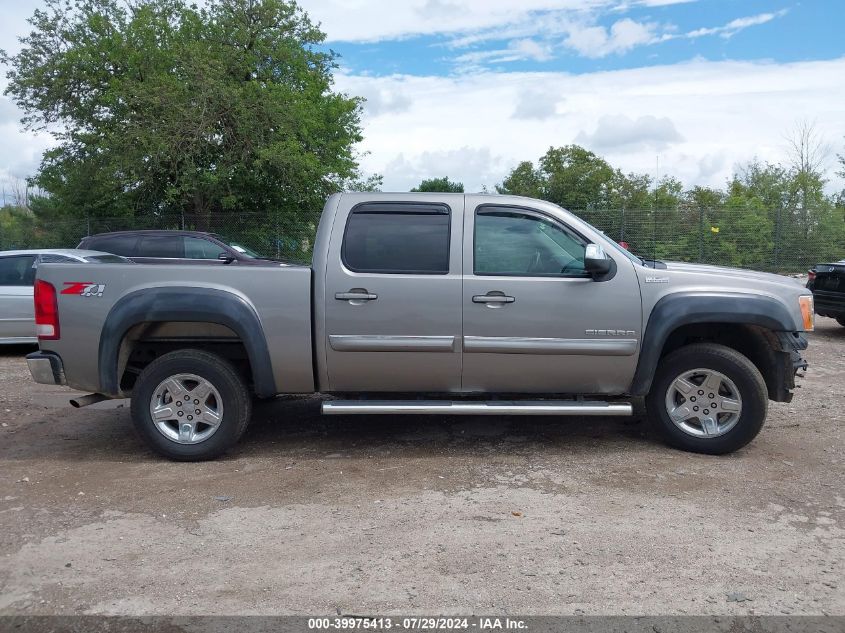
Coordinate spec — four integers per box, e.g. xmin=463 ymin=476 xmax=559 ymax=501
xmin=0 ymin=256 xmax=37 ymax=286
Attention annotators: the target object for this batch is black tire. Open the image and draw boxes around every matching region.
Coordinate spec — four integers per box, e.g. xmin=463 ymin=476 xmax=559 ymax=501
xmin=130 ymin=349 xmax=252 ymax=461
xmin=646 ymin=343 xmax=768 ymax=455
xmin=837 ymin=317 xmax=845 ymax=328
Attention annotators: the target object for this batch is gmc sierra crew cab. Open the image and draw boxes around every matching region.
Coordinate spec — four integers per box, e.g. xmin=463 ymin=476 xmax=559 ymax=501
xmin=26 ymin=193 xmax=813 ymax=460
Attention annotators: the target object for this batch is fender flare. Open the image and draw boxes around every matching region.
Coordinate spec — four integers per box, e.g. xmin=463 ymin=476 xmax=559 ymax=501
xmin=629 ymin=291 xmax=800 ymax=396
xmin=98 ymin=287 xmax=276 ymax=398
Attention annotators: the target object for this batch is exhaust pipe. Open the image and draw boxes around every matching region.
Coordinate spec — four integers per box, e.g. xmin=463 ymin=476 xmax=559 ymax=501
xmin=70 ymin=393 xmax=109 ymax=408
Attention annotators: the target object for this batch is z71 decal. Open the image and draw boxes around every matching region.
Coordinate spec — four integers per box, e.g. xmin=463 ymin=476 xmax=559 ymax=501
xmin=61 ymin=282 xmax=106 ymax=297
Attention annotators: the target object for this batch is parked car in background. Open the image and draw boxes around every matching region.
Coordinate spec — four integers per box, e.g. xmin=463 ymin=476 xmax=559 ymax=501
xmin=0 ymin=249 xmax=131 ymax=344
xmin=807 ymin=259 xmax=845 ymax=326
xmin=77 ymin=230 xmax=281 ymax=265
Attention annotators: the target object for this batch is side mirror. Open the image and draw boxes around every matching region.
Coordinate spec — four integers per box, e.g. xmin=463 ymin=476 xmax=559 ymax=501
xmin=584 ymin=244 xmax=611 ymax=277
xmin=217 ymin=252 xmax=236 ymax=264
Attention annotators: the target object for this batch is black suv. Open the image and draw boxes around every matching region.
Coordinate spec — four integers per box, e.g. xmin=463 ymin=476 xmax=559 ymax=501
xmin=78 ymin=230 xmax=279 ymax=265
xmin=807 ymin=259 xmax=845 ymax=327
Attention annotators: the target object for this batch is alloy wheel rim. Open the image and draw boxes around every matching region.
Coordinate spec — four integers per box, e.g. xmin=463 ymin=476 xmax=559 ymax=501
xmin=664 ymin=368 xmax=742 ymax=438
xmin=149 ymin=373 xmax=224 ymax=444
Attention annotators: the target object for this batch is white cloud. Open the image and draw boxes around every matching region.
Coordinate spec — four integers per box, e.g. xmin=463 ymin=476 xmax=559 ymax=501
xmin=512 ymin=89 xmax=562 ymax=120
xmin=575 ymin=114 xmax=683 ymax=152
xmin=564 ymin=18 xmax=658 ymax=58
xmin=337 ymin=57 xmax=845 ymax=193
xmin=298 ymin=0 xmax=696 ymax=43
xmin=384 ymin=147 xmax=505 ymax=191
xmin=686 ymin=10 xmax=789 ymax=39
xmin=454 ymin=38 xmax=554 ymax=66
xmin=0 ymin=98 xmax=52 ymax=188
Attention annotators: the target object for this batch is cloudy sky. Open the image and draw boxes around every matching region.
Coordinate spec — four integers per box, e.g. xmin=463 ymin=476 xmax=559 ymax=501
xmin=1 ymin=0 xmax=843 ymax=196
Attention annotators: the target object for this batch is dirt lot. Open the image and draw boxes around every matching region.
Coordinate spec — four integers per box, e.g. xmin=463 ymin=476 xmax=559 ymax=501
xmin=1 ymin=319 xmax=843 ymax=616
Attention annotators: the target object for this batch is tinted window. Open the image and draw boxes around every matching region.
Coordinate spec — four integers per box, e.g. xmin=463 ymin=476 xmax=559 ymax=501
xmin=474 ymin=208 xmax=587 ymax=277
xmin=0 ymin=256 xmax=37 ymax=286
xmin=137 ymin=235 xmax=183 ymax=258
xmin=184 ymin=237 xmax=226 ymax=259
xmin=342 ymin=204 xmax=450 ymax=274
xmin=86 ymin=235 xmax=139 ymax=257
xmin=39 ymin=255 xmax=76 ymax=264
xmin=85 ymin=254 xmax=130 ymax=263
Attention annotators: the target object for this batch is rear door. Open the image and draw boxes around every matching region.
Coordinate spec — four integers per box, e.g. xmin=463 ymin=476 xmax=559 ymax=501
xmin=323 ymin=196 xmax=463 ymax=391
xmin=0 ymin=255 xmax=37 ymax=341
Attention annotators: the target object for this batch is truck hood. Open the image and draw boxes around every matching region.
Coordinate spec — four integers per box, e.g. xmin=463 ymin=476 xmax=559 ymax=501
xmin=661 ymin=261 xmax=805 ymax=288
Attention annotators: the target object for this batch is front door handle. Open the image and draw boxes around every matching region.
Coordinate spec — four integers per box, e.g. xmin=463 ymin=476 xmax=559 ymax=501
xmin=472 ymin=293 xmax=515 ymax=304
xmin=336 ymin=291 xmax=378 ymax=302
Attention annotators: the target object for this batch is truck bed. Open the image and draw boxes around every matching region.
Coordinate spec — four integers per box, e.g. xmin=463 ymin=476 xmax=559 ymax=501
xmin=36 ymin=261 xmax=314 ymax=395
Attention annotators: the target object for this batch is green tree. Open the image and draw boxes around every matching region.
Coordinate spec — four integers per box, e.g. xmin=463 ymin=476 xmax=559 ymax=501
xmin=496 ymin=161 xmax=543 ymax=199
xmin=0 ymin=205 xmax=37 ymax=249
xmin=679 ymin=185 xmax=725 ymax=263
xmin=2 ymin=0 xmax=364 ymax=234
xmin=710 ymin=177 xmax=775 ymax=268
xmin=411 ymin=177 xmax=464 ymax=193
xmin=498 ymin=145 xmax=616 ymax=210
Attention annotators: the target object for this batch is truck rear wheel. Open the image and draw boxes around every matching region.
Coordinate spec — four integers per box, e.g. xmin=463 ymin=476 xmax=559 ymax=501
xmin=130 ymin=349 xmax=251 ymax=461
xmin=646 ymin=343 xmax=768 ymax=455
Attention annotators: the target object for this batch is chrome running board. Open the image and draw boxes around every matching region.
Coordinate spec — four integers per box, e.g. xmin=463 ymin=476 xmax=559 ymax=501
xmin=321 ymin=400 xmax=632 ymax=416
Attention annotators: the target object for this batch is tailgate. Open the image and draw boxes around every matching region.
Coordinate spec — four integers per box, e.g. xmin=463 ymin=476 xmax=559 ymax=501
xmin=813 ymin=263 xmax=845 ymax=293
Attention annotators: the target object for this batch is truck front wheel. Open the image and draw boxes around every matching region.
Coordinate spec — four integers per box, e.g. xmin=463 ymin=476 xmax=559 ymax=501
xmin=646 ymin=343 xmax=768 ymax=455
xmin=130 ymin=349 xmax=252 ymax=461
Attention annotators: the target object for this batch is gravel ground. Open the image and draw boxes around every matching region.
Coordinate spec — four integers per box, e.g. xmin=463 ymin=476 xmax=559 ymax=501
xmin=0 ymin=318 xmax=843 ymax=616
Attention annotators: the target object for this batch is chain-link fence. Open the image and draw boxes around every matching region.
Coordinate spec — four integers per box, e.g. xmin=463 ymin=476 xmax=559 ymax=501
xmin=1 ymin=206 xmax=843 ymax=272
xmin=0 ymin=210 xmax=322 ymax=264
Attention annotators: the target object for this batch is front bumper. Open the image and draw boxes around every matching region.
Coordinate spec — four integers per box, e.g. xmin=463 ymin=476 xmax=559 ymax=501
xmin=27 ymin=352 xmax=66 ymax=386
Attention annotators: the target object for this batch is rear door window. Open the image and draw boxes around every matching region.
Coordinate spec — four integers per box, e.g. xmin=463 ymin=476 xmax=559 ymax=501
xmin=0 ymin=256 xmax=37 ymax=286
xmin=342 ymin=204 xmax=451 ymax=274
xmin=137 ymin=235 xmax=184 ymax=259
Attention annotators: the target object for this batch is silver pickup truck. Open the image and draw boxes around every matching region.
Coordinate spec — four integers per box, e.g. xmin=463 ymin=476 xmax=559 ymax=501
xmin=27 ymin=193 xmax=813 ymax=460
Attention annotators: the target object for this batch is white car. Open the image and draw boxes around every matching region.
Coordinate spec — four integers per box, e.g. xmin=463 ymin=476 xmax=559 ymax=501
xmin=0 ymin=249 xmax=131 ymax=344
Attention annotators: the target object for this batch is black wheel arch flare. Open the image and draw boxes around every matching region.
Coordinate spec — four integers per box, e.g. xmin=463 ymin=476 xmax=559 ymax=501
xmin=98 ymin=287 xmax=276 ymax=398
xmin=630 ymin=292 xmax=802 ymax=397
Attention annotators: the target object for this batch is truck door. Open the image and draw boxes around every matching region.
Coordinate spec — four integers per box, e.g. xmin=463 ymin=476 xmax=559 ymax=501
xmin=460 ymin=198 xmax=642 ymax=394
xmin=323 ymin=196 xmax=463 ymax=391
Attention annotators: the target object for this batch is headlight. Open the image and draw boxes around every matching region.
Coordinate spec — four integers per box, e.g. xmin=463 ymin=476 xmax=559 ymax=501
xmin=799 ymin=295 xmax=814 ymax=331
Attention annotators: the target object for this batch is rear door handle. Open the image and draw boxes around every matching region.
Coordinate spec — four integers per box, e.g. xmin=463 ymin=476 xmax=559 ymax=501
xmin=335 ymin=291 xmax=378 ymax=301
xmin=472 ymin=294 xmax=515 ymax=304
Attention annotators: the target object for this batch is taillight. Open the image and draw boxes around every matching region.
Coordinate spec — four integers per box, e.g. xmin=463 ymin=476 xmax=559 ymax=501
xmin=34 ymin=279 xmax=60 ymax=340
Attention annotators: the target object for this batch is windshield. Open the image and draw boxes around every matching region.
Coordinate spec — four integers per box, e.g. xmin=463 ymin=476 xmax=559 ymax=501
xmin=220 ymin=239 xmax=262 ymax=259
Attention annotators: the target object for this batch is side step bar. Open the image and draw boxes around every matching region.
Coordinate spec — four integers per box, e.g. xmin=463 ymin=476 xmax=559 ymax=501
xmin=322 ymin=400 xmax=632 ymax=416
